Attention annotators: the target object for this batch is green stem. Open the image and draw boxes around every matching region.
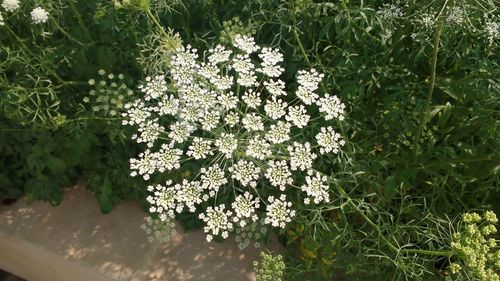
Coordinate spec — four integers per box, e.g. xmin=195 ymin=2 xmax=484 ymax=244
xmin=400 ymin=248 xmax=454 ymax=257
xmin=66 ymin=0 xmax=93 ymax=42
xmin=146 ymin=9 xmax=168 ymax=37
xmin=334 ymin=180 xmax=455 ymax=258
xmin=341 ymin=0 xmax=352 ymax=22
xmin=413 ymin=1 xmax=452 ymax=160
xmin=50 ymin=18 xmax=89 ymax=47
xmin=337 ymin=185 xmax=399 ymax=253
xmin=291 ymin=1 xmax=310 ymax=65
xmin=63 ymin=116 xmax=123 ymax=123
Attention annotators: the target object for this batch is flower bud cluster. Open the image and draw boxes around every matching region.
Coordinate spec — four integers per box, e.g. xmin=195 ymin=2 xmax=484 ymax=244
xmin=448 ymin=211 xmax=500 ymax=281
xmin=85 ymin=70 xmax=134 ymax=117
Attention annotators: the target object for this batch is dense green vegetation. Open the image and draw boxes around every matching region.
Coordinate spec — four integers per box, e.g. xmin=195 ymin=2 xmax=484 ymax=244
xmin=1 ymin=0 xmax=498 ymax=280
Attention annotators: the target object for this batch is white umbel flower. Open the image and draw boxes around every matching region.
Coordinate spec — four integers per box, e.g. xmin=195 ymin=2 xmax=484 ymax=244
xmin=285 ymin=104 xmax=310 ymax=128
xmin=125 ymin=34 xmax=349 ymax=241
xmin=215 ymin=133 xmax=238 ymax=158
xmin=200 ymin=111 xmax=220 ymax=131
xmin=317 ymin=94 xmax=346 ymax=121
xmin=265 ymin=160 xmax=293 ymax=191
xmin=265 ymin=121 xmax=291 ymax=144
xmin=208 ymin=44 xmax=232 ymax=64
xmin=232 ymin=54 xmax=254 ymax=74
xmin=297 ymin=69 xmax=324 ymax=92
xmin=229 ymin=159 xmax=260 ymax=188
xmin=31 ymin=7 xmax=49 ymax=24
xmin=224 ymin=111 xmax=239 ymax=127
xmin=242 ymin=90 xmax=261 ymax=109
xmin=232 ymin=192 xmax=260 ymax=227
xmin=187 ymin=137 xmax=213 ymax=160
xmin=199 ymin=205 xmax=233 ymax=242
xmin=264 ymin=79 xmax=286 ymax=96
xmin=139 ymin=75 xmax=168 ymax=101
xmin=242 ymin=112 xmax=264 ymax=131
xmin=201 ymin=165 xmax=227 ymax=196
xmin=2 ymin=0 xmax=20 ymax=12
xmin=246 ymin=136 xmax=272 ymax=160
xmin=234 ymin=34 xmax=260 ymax=54
xmin=258 ymin=47 xmax=284 ymax=77
xmin=287 ymin=142 xmax=317 ymax=171
xmin=122 ymin=100 xmax=151 ymax=126
xmin=155 ymin=95 xmax=179 ymax=116
xmin=217 ymin=91 xmax=238 ymax=110
xmin=133 ymin=119 xmax=163 ymax=147
xmin=301 ymin=171 xmax=330 ymax=204
xmin=264 ymin=195 xmax=295 ymax=228
xmin=130 ymin=149 xmax=157 ymax=180
xmin=264 ymin=98 xmax=287 ymax=120
xmin=146 ymin=181 xmax=178 ymax=221
xmin=154 ymin=143 xmax=182 ymax=173
xmin=316 ymin=126 xmax=345 ymax=154
xmin=296 ymin=87 xmax=318 ymax=105
xmin=168 ymin=121 xmax=195 ymax=144
xmin=176 ymin=180 xmax=205 ymax=213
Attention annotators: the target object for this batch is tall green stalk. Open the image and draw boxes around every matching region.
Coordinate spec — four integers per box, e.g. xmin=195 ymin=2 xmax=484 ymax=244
xmin=413 ymin=0 xmax=453 ymax=160
xmin=291 ymin=1 xmax=311 ymax=65
xmin=413 ymin=21 xmax=444 ymax=160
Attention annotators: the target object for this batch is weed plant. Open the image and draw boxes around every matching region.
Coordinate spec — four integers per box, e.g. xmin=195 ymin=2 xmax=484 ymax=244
xmin=0 ymin=0 xmax=498 ymax=280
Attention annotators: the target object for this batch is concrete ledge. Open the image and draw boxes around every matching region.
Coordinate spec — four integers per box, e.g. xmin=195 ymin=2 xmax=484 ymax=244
xmin=0 ymin=185 xmax=280 ymax=281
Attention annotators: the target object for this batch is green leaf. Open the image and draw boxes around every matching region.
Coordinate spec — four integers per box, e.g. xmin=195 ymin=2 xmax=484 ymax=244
xmin=384 ymin=175 xmax=398 ymax=201
xmin=46 ymin=156 xmax=67 ymax=173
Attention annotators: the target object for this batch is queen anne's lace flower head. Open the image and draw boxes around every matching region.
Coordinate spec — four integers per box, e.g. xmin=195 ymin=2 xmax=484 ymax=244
xmin=316 ymin=126 xmax=345 ymax=154
xmin=199 ymin=205 xmax=233 ymax=242
xmin=265 ymin=160 xmax=293 ymax=191
xmin=146 ymin=181 xmax=178 ymax=221
xmin=123 ymin=34 xmax=347 ymax=242
xmin=2 ymin=0 xmax=20 ymax=12
xmin=264 ymin=195 xmax=295 ymax=228
xmin=138 ymin=75 xmax=168 ymax=101
xmin=30 ymin=7 xmax=49 ymax=24
xmin=318 ymin=94 xmax=346 ymax=121
xmin=234 ymin=34 xmax=259 ymax=54
xmin=232 ymin=192 xmax=260 ymax=227
xmin=301 ymin=171 xmax=330 ymax=204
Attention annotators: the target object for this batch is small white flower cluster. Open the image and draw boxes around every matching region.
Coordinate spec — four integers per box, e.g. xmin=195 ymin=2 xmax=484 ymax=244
xmin=449 ymin=211 xmax=500 ymax=281
xmin=0 ymin=0 xmax=49 ymax=26
xmin=199 ymin=205 xmax=233 ymax=242
xmin=232 ymin=192 xmax=260 ymax=227
xmin=264 ymin=195 xmax=295 ymax=228
xmin=446 ymin=6 xmax=466 ymax=26
xmin=376 ymin=3 xmax=404 ymax=21
xmin=0 ymin=0 xmax=49 ymax=25
xmin=124 ymin=34 xmax=347 ymax=242
xmin=316 ymin=126 xmax=345 ymax=154
xmin=301 ymin=171 xmax=330 ymax=204
xmin=30 ymin=7 xmax=48 ymax=24
xmin=1 ymin=0 xmax=19 ymax=13
xmin=484 ymin=15 xmax=499 ymax=45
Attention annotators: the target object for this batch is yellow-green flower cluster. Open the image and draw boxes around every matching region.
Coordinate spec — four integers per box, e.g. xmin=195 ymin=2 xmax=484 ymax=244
xmin=253 ymin=252 xmax=285 ymax=281
xmin=449 ymin=211 xmax=500 ymax=281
